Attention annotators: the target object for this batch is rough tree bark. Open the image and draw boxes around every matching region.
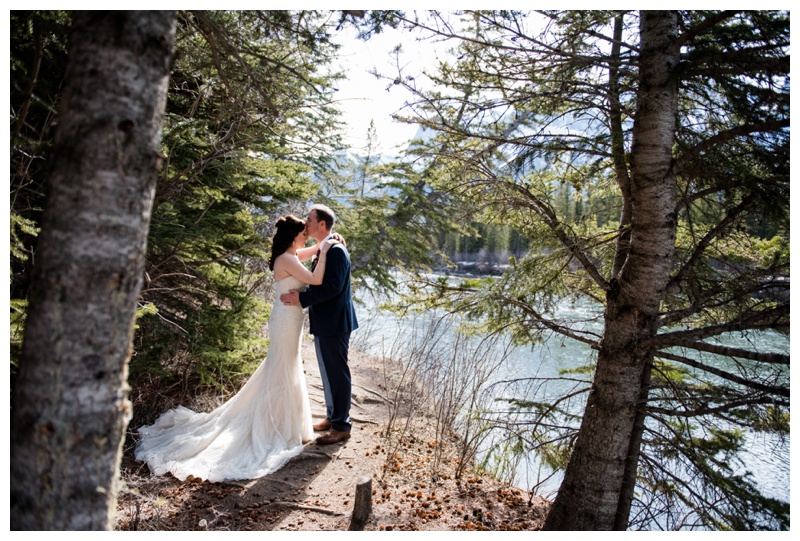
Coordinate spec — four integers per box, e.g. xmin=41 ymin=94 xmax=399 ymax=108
xmin=10 ymin=11 xmax=175 ymax=530
xmin=543 ymin=11 xmax=679 ymax=530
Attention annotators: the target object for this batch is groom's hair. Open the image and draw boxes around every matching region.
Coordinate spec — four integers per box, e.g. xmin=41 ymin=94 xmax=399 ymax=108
xmin=310 ymin=203 xmax=335 ymax=231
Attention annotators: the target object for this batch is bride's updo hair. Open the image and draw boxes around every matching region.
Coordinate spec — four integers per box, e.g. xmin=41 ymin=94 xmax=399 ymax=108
xmin=268 ymin=215 xmax=306 ymax=270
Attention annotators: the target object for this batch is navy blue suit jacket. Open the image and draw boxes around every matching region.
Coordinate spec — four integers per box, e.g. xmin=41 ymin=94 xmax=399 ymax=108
xmin=299 ymin=244 xmax=358 ymax=337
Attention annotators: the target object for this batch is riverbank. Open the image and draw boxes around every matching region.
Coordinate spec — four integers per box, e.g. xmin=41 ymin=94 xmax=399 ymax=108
xmin=115 ymin=339 xmax=549 ymax=531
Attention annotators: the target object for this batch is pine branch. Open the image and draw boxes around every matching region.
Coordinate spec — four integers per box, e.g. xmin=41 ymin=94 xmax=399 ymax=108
xmin=651 ymin=304 xmax=789 ymax=346
xmin=655 ymin=350 xmax=788 ymax=398
xmin=667 ymin=199 xmax=752 ymax=291
xmin=499 ymin=180 xmax=610 ymax=292
xmin=504 ymin=297 xmax=602 ymax=347
xmin=675 ymin=10 xmax=739 ymax=48
xmin=647 ymin=395 xmax=788 ymax=418
xmin=658 ymin=338 xmax=788 ymax=366
xmin=676 ymin=119 xmax=790 ymax=175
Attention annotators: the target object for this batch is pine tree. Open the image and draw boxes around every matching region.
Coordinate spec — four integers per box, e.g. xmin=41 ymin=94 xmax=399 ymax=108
xmin=393 ymin=10 xmax=788 ymax=529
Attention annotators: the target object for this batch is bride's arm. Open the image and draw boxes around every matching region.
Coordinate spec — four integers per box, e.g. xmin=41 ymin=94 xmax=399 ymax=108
xmin=275 ymin=254 xmax=321 ymax=285
xmin=278 ymin=240 xmax=337 ymax=285
xmin=296 ymin=245 xmax=317 ymax=263
xmin=297 ymin=233 xmax=346 ymax=263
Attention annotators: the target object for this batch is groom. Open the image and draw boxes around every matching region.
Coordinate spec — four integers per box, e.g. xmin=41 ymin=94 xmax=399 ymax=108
xmin=281 ymin=204 xmax=358 ymax=444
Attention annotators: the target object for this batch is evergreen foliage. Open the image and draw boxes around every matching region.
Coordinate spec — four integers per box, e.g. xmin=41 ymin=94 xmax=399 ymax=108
xmin=314 ymin=120 xmax=464 ymax=296
xmin=10 ymin=10 xmax=72 ymax=319
xmin=9 ymin=10 xmax=343 ymax=390
xmin=134 ymin=10 xmax=344 ymax=386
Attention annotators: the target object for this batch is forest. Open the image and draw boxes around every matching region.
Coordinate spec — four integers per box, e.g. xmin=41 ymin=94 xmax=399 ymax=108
xmin=9 ymin=10 xmax=789 ymax=530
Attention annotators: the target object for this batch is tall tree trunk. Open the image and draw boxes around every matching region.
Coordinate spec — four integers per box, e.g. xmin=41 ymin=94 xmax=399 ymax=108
xmin=544 ymin=11 xmax=679 ymax=530
xmin=10 ymin=11 xmax=175 ymax=530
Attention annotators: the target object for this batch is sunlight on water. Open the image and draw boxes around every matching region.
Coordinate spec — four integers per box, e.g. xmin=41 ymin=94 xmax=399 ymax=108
xmin=735 ymin=432 xmax=791 ymax=501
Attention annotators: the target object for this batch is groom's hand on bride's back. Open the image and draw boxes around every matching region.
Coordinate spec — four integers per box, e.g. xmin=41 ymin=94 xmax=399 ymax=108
xmin=281 ymin=290 xmax=301 ymax=306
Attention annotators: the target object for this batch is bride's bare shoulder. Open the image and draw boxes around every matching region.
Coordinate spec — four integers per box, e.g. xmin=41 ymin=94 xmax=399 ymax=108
xmin=274 ymin=252 xmax=299 ymax=265
xmin=272 ymin=252 xmax=299 ymax=280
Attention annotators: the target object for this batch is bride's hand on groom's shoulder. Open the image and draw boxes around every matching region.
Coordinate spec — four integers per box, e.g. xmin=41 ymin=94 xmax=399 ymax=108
xmin=330 ymin=232 xmax=346 ymax=248
xmin=320 ymin=236 xmax=342 ymax=254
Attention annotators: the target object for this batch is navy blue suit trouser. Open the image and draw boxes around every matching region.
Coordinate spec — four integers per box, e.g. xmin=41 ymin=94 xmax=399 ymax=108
xmin=314 ymin=332 xmax=352 ymax=432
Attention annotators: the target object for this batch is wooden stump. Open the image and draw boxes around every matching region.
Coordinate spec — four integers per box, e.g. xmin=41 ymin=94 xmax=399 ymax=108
xmin=348 ymin=475 xmax=372 ymax=530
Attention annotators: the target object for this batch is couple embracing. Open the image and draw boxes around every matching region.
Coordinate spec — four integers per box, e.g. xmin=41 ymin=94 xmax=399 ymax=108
xmin=136 ymin=204 xmax=358 ymax=482
xmin=280 ymin=204 xmax=358 ymax=444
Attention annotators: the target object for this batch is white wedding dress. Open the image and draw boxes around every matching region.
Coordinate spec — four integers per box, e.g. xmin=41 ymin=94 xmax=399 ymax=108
xmin=135 ymin=276 xmax=314 ymax=482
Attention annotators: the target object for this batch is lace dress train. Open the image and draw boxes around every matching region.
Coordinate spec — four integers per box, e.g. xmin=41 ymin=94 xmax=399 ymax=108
xmin=135 ymin=277 xmax=313 ymax=482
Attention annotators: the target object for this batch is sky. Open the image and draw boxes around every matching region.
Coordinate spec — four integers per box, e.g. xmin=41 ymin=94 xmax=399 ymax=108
xmin=331 ymin=21 xmax=452 ymax=157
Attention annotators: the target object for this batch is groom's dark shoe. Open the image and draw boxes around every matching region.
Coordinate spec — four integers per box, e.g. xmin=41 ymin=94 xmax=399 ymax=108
xmin=313 ymin=419 xmax=332 ymax=432
xmin=316 ymin=429 xmax=351 ymax=445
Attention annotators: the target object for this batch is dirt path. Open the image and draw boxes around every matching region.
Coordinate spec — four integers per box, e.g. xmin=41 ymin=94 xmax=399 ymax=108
xmin=115 ymin=340 xmax=549 ymax=531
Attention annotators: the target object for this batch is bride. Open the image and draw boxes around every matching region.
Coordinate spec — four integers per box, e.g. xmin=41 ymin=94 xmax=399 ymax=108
xmin=135 ymin=215 xmax=338 ymax=482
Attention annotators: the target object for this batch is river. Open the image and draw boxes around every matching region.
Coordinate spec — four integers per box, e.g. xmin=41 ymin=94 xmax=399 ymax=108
xmin=350 ymin=275 xmax=790 ymax=528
